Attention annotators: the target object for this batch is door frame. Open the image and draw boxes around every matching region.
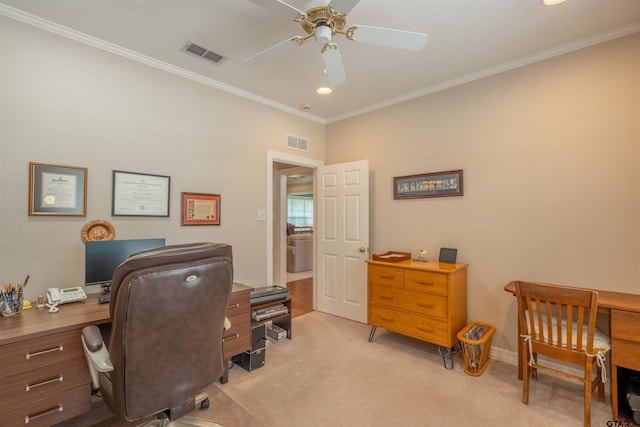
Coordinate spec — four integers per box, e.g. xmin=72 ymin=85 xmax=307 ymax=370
xmin=266 ymin=150 xmax=323 ymax=287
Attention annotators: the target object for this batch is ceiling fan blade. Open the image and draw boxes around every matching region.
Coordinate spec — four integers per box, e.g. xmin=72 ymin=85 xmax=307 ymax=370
xmin=246 ymin=0 xmax=304 ymax=19
xmin=350 ymin=25 xmax=428 ymax=51
xmin=243 ymin=38 xmax=299 ymax=66
xmin=329 ymin=0 xmax=360 ymax=14
xmin=322 ymin=46 xmax=347 ymax=86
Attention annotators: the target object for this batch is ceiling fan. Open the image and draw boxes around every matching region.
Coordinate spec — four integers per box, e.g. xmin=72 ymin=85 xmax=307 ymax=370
xmin=243 ymin=0 xmax=428 ymax=86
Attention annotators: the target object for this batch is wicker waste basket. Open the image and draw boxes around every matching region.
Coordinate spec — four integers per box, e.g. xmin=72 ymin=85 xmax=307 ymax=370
xmin=457 ymin=322 xmax=496 ymax=376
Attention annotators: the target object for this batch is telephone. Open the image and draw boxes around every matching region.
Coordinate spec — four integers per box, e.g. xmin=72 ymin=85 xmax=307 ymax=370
xmin=46 ymin=286 xmax=87 ymax=305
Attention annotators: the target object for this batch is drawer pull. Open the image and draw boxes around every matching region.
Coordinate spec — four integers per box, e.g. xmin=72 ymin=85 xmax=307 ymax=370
xmin=25 ymin=405 xmax=63 ymax=424
xmin=26 ymin=375 xmax=64 ymax=391
xmin=416 ymin=280 xmax=434 ymax=286
xmin=417 ymin=302 xmax=434 ymax=308
xmin=26 ymin=345 xmax=63 ymax=359
xmin=223 ymin=333 xmax=240 ymax=343
xmin=379 ymin=294 xmax=394 ymax=300
xmin=380 ymin=314 xmax=394 ymax=321
xmin=416 ymin=324 xmax=434 ymax=333
xmin=379 ymin=274 xmax=394 ymax=279
xmin=227 ymin=303 xmax=240 ymax=309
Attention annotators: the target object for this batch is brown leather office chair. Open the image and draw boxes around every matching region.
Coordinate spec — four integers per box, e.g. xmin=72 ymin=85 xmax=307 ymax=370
xmin=82 ymin=242 xmax=233 ymax=426
xmin=514 ymin=281 xmax=611 ymax=427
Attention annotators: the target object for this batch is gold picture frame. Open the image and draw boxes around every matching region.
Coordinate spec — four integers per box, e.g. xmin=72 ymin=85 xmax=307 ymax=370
xmin=29 ymin=162 xmax=87 ymax=216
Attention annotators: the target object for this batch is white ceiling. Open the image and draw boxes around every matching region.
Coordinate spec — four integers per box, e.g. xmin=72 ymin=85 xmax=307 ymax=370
xmin=2 ymin=0 xmax=639 ymax=123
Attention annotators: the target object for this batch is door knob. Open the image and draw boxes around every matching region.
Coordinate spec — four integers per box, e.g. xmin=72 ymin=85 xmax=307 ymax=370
xmin=359 ymin=247 xmax=367 ymax=253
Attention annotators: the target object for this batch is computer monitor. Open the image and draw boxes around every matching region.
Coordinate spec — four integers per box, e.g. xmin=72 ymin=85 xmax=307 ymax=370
xmin=85 ymin=238 xmax=166 ymax=292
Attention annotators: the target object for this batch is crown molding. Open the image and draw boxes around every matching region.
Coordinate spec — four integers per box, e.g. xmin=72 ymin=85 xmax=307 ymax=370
xmin=326 ymin=22 xmax=640 ymax=124
xmin=0 ymin=4 xmax=327 ymax=125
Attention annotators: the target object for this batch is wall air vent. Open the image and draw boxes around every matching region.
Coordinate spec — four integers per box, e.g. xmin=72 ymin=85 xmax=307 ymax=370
xmin=286 ymin=134 xmax=308 ymax=152
xmin=183 ymin=41 xmax=225 ymax=64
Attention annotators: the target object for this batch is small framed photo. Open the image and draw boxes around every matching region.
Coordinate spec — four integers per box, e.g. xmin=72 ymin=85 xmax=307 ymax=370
xmin=181 ymin=192 xmax=220 ymax=226
xmin=394 ymin=169 xmax=463 ymax=200
xmin=29 ymin=162 xmax=87 ymax=216
xmin=112 ymin=170 xmax=170 ymax=217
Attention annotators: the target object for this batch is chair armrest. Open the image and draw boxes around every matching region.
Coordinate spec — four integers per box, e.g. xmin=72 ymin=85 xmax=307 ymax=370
xmin=81 ymin=325 xmax=114 ymax=390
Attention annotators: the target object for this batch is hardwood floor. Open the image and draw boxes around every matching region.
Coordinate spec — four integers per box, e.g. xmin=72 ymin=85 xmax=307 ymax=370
xmin=286 ymin=277 xmax=313 ymax=318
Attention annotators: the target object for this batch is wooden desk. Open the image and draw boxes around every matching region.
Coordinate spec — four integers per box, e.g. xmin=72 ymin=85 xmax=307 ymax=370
xmin=504 ymin=280 xmax=640 ymax=421
xmin=0 ymin=283 xmax=251 ymax=426
xmin=0 ymin=298 xmax=110 ymax=427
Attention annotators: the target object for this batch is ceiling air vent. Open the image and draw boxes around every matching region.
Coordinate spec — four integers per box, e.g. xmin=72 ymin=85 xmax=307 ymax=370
xmin=183 ymin=41 xmax=225 ymax=64
xmin=286 ymin=134 xmax=308 ymax=152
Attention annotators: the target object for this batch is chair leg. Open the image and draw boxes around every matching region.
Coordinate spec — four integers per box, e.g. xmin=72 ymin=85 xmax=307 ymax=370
xmin=522 ymin=361 xmax=530 ymax=404
xmin=584 ymin=363 xmax=593 ymax=427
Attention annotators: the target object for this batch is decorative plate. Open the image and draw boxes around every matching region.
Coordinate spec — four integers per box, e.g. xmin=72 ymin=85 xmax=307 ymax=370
xmin=81 ymin=220 xmax=115 ymax=242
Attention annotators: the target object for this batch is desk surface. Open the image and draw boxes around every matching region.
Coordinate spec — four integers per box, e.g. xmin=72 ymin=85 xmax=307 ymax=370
xmin=504 ymin=280 xmax=640 ymax=313
xmin=0 ymin=283 xmax=251 ymax=346
xmin=0 ymin=297 xmax=110 ymax=346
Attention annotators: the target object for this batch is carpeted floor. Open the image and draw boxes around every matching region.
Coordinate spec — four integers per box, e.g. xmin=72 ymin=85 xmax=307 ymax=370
xmin=57 ymin=311 xmax=620 ymax=427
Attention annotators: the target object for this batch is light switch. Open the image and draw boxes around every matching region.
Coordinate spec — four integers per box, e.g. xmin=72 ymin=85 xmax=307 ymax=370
xmin=256 ymin=209 xmax=266 ymax=221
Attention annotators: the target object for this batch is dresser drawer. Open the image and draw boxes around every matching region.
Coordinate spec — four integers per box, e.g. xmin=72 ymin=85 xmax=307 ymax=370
xmin=368 ymin=265 xmax=404 ymax=288
xmin=0 ymin=357 xmax=89 ymax=410
xmin=369 ymin=305 xmax=448 ymax=346
xmin=0 ymin=330 xmax=85 ymax=379
xmin=223 ymin=312 xmax=250 ymax=359
xmin=611 ymin=310 xmax=640 ymax=343
xmin=2 ymin=383 xmax=90 ymax=427
xmin=405 ymin=270 xmax=448 ymax=295
xmin=369 ymin=284 xmax=448 ymax=319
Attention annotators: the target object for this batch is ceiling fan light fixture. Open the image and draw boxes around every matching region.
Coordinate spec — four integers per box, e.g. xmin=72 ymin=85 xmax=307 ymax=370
xmin=315 ymin=23 xmax=332 ymax=44
xmin=543 ymin=0 xmax=567 ymax=5
xmin=316 ymin=86 xmax=332 ymax=95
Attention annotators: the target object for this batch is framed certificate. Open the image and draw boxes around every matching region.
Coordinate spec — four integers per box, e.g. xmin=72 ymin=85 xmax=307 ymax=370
xmin=112 ymin=170 xmax=171 ymax=217
xmin=29 ymin=162 xmax=87 ymax=216
xmin=181 ymin=192 xmax=220 ymax=226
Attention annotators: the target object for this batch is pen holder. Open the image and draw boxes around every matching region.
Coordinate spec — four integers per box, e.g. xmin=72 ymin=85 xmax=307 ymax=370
xmin=1 ymin=287 xmax=24 ymax=317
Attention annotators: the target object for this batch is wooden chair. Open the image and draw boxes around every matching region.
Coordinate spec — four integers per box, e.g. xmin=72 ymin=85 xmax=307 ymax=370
xmin=514 ymin=281 xmax=611 ymax=427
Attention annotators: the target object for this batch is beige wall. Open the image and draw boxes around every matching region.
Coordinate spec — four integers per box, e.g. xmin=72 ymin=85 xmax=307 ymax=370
xmin=326 ymin=32 xmax=640 ymax=353
xmin=0 ymin=17 xmax=325 ymax=298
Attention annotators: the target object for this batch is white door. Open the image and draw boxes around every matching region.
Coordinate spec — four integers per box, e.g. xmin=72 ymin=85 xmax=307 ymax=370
xmin=316 ymin=160 xmax=369 ymax=323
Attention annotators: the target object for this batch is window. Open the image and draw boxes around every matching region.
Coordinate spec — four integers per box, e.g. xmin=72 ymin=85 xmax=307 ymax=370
xmin=287 ymin=194 xmax=313 ymax=227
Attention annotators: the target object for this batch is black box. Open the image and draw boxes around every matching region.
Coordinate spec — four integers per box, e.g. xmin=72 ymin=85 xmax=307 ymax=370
xmin=232 ymin=320 xmax=266 ymax=372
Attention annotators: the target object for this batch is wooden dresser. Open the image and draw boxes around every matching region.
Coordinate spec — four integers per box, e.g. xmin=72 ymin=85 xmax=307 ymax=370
xmin=366 ymin=259 xmax=468 ymax=359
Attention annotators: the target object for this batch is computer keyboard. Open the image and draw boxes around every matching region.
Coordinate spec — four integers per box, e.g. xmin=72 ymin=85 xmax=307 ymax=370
xmin=97 ymin=293 xmax=110 ymax=304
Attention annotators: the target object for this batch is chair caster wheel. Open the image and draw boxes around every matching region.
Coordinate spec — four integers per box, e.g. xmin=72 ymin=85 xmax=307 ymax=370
xmin=200 ymin=398 xmax=210 ymax=410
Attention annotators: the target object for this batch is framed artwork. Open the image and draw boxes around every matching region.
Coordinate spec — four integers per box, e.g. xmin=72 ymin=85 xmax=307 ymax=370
xmin=181 ymin=192 xmax=220 ymax=226
xmin=29 ymin=162 xmax=87 ymax=216
xmin=112 ymin=170 xmax=170 ymax=217
xmin=394 ymin=169 xmax=463 ymax=200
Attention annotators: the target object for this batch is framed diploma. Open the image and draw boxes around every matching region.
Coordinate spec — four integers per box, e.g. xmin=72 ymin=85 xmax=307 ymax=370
xmin=29 ymin=162 xmax=87 ymax=216
xmin=181 ymin=192 xmax=220 ymax=226
xmin=112 ymin=170 xmax=170 ymax=217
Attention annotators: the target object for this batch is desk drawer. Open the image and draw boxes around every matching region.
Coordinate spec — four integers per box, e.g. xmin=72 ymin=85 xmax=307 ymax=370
xmin=0 ymin=330 xmax=84 ymax=379
xmin=405 ymin=270 xmax=448 ymax=295
xmin=369 ymin=305 xmax=448 ymax=347
xmin=0 ymin=357 xmax=89 ymax=410
xmin=368 ymin=265 xmax=404 ymax=288
xmin=223 ymin=312 xmax=250 ymax=359
xmin=227 ymin=291 xmax=250 ymax=318
xmin=611 ymin=310 xmax=640 ymax=343
xmin=611 ymin=338 xmax=640 ymax=371
xmin=369 ymin=284 xmax=448 ymax=319
xmin=2 ymin=383 xmax=90 ymax=427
